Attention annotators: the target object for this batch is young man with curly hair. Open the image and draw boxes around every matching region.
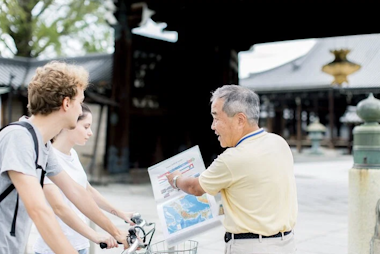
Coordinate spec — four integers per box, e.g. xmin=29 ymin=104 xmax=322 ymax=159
xmin=0 ymin=61 xmax=129 ymax=254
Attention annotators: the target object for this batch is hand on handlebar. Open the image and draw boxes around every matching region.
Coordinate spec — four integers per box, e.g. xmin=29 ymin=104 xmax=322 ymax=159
xmin=115 ymin=230 xmax=130 ymax=250
xmin=99 ymin=232 xmax=144 ymax=250
xmin=100 ymin=213 xmax=153 ymax=251
xmin=97 ymin=234 xmax=118 ymax=249
xmin=120 ymin=211 xmax=136 ymax=226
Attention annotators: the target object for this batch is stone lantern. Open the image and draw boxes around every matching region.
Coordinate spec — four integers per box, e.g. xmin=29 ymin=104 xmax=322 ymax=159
xmin=306 ymin=117 xmax=326 ymax=155
xmin=352 ymin=93 xmax=380 ymax=167
xmin=348 ymin=93 xmax=380 ymax=254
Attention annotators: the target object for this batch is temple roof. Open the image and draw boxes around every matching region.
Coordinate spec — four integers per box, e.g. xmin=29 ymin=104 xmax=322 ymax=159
xmin=240 ymin=33 xmax=380 ymax=93
xmin=0 ymin=53 xmax=113 ymax=89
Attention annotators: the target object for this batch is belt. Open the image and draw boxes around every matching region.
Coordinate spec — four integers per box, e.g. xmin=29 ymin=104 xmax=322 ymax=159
xmin=224 ymin=230 xmax=292 ymax=243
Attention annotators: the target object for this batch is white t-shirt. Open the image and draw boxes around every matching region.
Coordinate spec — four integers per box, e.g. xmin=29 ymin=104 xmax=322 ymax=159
xmin=33 ymin=147 xmax=89 ymax=253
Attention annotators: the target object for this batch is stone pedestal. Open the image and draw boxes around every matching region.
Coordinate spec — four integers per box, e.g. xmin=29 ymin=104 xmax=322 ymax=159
xmin=349 ymin=169 xmax=380 ymax=254
xmin=371 ymin=238 xmax=380 ymax=254
xmin=349 ymin=93 xmax=380 ymax=254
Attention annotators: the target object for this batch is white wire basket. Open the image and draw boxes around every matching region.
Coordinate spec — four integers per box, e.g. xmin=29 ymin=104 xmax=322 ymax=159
xmin=146 ymin=240 xmax=198 ymax=254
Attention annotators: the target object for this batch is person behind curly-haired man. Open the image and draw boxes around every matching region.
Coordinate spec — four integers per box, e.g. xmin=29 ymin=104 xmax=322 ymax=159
xmin=0 ymin=61 xmax=129 ymax=254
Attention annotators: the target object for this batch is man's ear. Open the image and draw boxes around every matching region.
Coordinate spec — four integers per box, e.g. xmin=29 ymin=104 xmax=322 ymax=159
xmin=62 ymin=97 xmax=70 ymax=111
xmin=237 ymin=113 xmax=247 ymax=126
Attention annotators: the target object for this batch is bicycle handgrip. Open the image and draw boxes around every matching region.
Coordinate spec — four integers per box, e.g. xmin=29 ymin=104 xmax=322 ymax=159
xmin=100 ymin=241 xmax=122 ymax=249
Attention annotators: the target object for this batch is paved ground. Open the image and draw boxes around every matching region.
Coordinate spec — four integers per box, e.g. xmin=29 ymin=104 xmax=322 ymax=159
xmin=26 ymin=148 xmax=353 ymax=254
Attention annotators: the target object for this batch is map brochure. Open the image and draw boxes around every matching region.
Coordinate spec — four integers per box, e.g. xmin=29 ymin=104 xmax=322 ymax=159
xmin=147 ymin=145 xmax=222 ymax=247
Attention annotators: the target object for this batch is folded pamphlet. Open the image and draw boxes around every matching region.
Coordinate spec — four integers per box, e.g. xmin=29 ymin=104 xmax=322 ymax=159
xmin=147 ymin=145 xmax=221 ymax=247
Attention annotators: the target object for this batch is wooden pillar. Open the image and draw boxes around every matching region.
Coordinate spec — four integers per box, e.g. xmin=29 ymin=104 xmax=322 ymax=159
xmin=313 ymin=96 xmax=319 ymax=117
xmin=105 ymin=2 xmax=133 ymax=173
xmin=281 ymin=107 xmax=286 ymax=137
xmin=267 ymin=117 xmax=273 ymax=133
xmin=296 ymin=97 xmax=302 ymax=153
xmin=290 ymin=109 xmax=295 ymax=137
xmin=280 ymin=100 xmax=287 ymax=137
xmin=273 ymin=99 xmax=283 ymax=136
xmin=348 ymin=123 xmax=354 ymax=154
xmin=328 ymin=89 xmax=335 ymax=149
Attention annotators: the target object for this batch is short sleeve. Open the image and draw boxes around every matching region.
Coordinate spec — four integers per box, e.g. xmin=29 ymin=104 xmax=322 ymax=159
xmin=199 ymin=154 xmax=233 ymax=196
xmin=0 ymin=129 xmax=37 ymax=178
xmin=45 ymin=143 xmax=63 ymax=177
xmin=43 ymin=176 xmax=54 ymax=185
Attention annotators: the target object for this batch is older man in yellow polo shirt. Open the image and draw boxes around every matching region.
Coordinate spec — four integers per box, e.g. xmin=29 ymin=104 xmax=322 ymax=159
xmin=167 ymin=84 xmax=298 ymax=254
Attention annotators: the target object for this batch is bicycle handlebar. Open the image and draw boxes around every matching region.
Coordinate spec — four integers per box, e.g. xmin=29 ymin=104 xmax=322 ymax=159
xmin=122 ymin=239 xmax=141 ymax=254
xmin=99 ymin=241 xmax=122 ymax=249
xmin=99 ymin=213 xmax=155 ymax=252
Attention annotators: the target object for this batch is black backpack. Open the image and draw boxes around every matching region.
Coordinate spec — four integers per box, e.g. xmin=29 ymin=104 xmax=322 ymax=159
xmin=0 ymin=121 xmax=45 ymax=237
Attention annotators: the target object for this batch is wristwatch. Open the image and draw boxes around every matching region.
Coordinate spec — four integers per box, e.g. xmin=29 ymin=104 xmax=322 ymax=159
xmin=172 ymin=175 xmax=181 ymax=190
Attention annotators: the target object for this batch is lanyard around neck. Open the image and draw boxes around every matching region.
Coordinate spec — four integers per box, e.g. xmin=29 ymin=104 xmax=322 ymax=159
xmin=235 ymin=129 xmax=264 ymax=147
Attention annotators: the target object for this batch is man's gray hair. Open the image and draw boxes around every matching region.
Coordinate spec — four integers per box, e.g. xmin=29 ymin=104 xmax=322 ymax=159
xmin=210 ymin=84 xmax=260 ymax=125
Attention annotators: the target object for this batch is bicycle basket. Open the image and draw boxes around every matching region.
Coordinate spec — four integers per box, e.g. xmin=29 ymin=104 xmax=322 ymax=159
xmin=146 ymin=240 xmax=198 ymax=254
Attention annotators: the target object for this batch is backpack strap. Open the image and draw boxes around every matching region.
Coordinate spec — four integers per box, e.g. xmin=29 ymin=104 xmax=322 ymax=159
xmin=8 ymin=121 xmax=43 ymax=171
xmin=0 ymin=183 xmax=15 ymax=202
xmin=0 ymin=121 xmax=45 ymax=236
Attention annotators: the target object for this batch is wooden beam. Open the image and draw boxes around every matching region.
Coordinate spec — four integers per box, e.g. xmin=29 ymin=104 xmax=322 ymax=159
xmin=296 ymin=97 xmax=302 ymax=153
xmin=328 ymin=89 xmax=335 ymax=149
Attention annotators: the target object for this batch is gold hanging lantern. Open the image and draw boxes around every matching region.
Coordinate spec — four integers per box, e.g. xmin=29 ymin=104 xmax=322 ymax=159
xmin=322 ymin=49 xmax=361 ymax=86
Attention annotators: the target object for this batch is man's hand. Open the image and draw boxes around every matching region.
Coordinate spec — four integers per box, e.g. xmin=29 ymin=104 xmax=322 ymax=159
xmin=120 ymin=211 xmax=136 ymax=225
xmin=166 ymin=171 xmax=182 ymax=189
xmin=166 ymin=171 xmax=206 ymax=196
xmin=96 ymin=234 xmax=118 ymax=249
xmin=114 ymin=230 xmax=130 ymax=250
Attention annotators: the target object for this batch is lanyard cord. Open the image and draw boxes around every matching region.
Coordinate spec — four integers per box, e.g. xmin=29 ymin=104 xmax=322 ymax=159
xmin=235 ymin=129 xmax=265 ymax=147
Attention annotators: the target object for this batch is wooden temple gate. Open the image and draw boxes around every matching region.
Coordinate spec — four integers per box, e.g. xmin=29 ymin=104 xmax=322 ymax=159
xmin=103 ymin=0 xmax=380 ymax=174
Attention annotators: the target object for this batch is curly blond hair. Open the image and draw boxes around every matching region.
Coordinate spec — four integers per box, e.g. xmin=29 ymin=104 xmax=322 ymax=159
xmin=27 ymin=61 xmax=89 ymax=115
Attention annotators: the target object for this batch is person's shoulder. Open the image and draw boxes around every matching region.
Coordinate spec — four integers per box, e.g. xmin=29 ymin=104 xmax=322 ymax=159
xmin=265 ymin=132 xmax=292 ymax=151
xmin=217 ymin=147 xmax=237 ymax=160
xmin=0 ymin=126 xmax=36 ymax=161
xmin=266 ymin=132 xmax=287 ymax=142
xmin=70 ymin=148 xmax=79 ymax=158
xmin=0 ymin=125 xmax=33 ymax=142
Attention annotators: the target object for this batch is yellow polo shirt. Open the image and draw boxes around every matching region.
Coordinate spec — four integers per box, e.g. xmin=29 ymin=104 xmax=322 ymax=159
xmin=199 ymin=129 xmax=298 ymax=235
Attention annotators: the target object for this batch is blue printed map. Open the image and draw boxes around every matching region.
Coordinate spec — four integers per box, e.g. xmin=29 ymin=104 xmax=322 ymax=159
xmin=163 ymin=194 xmax=213 ymax=234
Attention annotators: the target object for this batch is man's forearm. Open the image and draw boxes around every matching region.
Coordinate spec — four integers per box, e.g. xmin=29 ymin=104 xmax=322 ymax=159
xmin=176 ymin=176 xmax=206 ymax=196
xmin=53 ymin=203 xmax=99 ymax=243
xmin=9 ymin=171 xmax=78 ymax=254
xmin=66 ymin=185 xmax=121 ymax=237
xmin=30 ymin=206 xmax=79 ymax=254
xmin=44 ymin=184 xmax=99 ymax=243
xmin=87 ymin=185 xmax=117 ymax=215
xmin=50 ymin=172 xmax=122 ymax=238
xmin=87 ymin=184 xmax=133 ymax=223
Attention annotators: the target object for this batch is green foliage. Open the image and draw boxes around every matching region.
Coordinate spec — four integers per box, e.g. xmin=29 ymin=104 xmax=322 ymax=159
xmin=0 ymin=0 xmax=114 ymax=58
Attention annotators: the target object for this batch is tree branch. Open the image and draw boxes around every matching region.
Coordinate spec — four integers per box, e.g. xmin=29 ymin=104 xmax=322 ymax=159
xmin=35 ymin=0 xmax=54 ymax=18
xmin=0 ymin=37 xmax=16 ymax=55
xmin=2 ymin=0 xmax=10 ymax=9
xmin=32 ymin=38 xmax=52 ymax=57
